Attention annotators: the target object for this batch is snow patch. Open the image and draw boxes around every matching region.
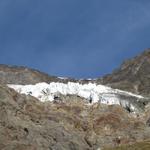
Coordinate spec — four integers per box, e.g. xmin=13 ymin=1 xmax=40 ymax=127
xmin=58 ymin=77 xmax=68 ymax=80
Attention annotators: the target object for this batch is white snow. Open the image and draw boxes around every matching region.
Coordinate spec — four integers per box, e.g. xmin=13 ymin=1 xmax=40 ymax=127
xmin=8 ymin=82 xmax=143 ymax=108
xmin=58 ymin=77 xmax=68 ymax=80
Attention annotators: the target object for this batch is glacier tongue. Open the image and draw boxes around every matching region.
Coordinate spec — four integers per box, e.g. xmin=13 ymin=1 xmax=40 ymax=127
xmin=8 ymin=82 xmax=144 ymax=112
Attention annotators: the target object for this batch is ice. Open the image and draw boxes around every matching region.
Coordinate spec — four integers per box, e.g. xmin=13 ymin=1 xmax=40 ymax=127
xmin=8 ymin=82 xmax=144 ymax=112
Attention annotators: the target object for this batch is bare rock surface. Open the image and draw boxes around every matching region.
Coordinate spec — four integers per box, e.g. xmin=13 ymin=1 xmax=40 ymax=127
xmin=0 ymin=85 xmax=150 ymax=150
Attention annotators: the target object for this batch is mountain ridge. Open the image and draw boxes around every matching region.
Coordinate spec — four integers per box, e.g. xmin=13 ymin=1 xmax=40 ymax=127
xmin=97 ymin=48 xmax=150 ymax=97
xmin=0 ymin=49 xmax=150 ymax=149
xmin=1 ymin=48 xmax=150 ymax=97
xmin=0 ymin=64 xmax=78 ymax=85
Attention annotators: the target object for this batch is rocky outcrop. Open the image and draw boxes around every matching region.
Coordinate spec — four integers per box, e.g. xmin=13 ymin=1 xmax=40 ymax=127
xmin=98 ymin=49 xmax=150 ymax=97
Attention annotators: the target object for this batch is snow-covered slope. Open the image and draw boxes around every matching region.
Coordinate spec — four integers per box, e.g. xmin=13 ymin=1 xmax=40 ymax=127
xmin=8 ymin=82 xmax=145 ymax=113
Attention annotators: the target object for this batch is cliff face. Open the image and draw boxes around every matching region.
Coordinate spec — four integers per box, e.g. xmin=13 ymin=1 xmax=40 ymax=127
xmin=98 ymin=49 xmax=150 ymax=97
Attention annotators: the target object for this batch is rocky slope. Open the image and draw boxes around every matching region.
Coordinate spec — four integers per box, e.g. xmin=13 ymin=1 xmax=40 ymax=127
xmin=98 ymin=49 xmax=150 ymax=97
xmin=0 ymin=64 xmax=77 ymax=85
xmin=0 ymin=85 xmax=150 ymax=150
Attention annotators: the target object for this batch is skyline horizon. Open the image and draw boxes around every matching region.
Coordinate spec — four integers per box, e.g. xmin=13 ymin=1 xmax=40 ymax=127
xmin=0 ymin=1 xmax=150 ymax=78
xmin=0 ymin=47 xmax=148 ymax=79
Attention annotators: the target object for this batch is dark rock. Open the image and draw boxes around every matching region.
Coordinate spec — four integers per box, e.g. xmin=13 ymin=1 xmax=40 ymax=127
xmin=146 ymin=118 xmax=150 ymax=127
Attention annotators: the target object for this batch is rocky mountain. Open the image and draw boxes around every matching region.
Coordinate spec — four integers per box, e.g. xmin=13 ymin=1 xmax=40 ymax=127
xmin=0 ymin=49 xmax=150 ymax=149
xmin=98 ymin=49 xmax=150 ymax=97
xmin=0 ymin=64 xmax=77 ymax=85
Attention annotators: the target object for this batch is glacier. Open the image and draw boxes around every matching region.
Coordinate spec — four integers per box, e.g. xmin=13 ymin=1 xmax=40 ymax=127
xmin=8 ymin=82 xmax=145 ymax=113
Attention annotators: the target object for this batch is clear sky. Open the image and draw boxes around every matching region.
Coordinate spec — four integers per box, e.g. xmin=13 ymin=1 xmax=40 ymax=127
xmin=0 ymin=0 xmax=150 ymax=78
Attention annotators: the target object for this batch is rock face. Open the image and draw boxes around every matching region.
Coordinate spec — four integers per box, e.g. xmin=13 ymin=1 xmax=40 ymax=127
xmin=98 ymin=49 xmax=150 ymax=97
xmin=0 ymin=85 xmax=150 ymax=150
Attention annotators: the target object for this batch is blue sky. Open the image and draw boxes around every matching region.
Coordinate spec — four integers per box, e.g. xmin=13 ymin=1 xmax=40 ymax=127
xmin=0 ymin=0 xmax=150 ymax=78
